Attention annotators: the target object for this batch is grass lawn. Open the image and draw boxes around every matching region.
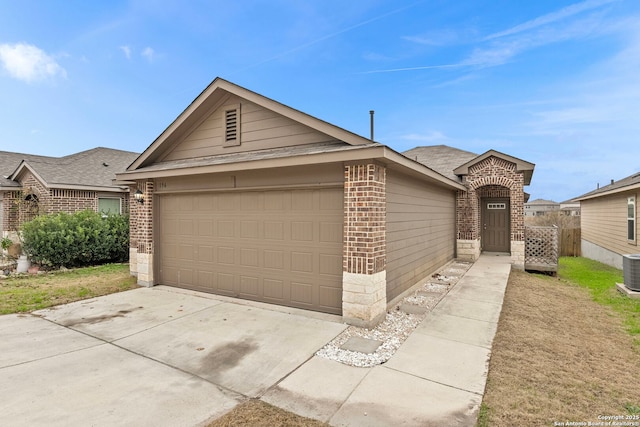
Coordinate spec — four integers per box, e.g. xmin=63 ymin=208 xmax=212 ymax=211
xmin=0 ymin=263 xmax=138 ymax=315
xmin=479 ymin=257 xmax=640 ymax=426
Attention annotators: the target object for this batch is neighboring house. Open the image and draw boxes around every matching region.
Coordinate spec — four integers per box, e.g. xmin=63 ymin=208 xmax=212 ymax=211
xmin=560 ymin=199 xmax=581 ymax=216
xmin=524 ymin=198 xmax=560 ymax=217
xmin=575 ymin=171 xmax=640 ymax=269
xmin=115 ymin=78 xmax=535 ymax=327
xmin=1 ymin=147 xmax=139 ymax=239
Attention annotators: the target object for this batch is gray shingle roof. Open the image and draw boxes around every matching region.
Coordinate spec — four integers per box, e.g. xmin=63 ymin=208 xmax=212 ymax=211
xmin=402 ymin=145 xmax=478 ymax=182
xmin=526 ymin=198 xmax=558 ymax=205
xmin=575 ymin=171 xmax=640 ymax=200
xmin=1 ymin=147 xmax=139 ymax=189
xmin=130 ymin=141 xmax=380 ymax=173
xmin=0 ymin=151 xmax=52 ymax=188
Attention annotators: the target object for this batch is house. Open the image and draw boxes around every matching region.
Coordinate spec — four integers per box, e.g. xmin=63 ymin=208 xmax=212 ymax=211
xmin=524 ymin=198 xmax=560 ymax=217
xmin=1 ymin=147 xmax=139 ymax=240
xmin=115 ymin=78 xmax=534 ymax=327
xmin=560 ymin=199 xmax=581 ymax=216
xmin=575 ymin=171 xmax=640 ymax=269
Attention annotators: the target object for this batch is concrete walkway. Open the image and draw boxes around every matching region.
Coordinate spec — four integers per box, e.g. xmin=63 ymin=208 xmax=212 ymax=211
xmin=262 ymin=254 xmax=512 ymax=426
xmin=0 ymin=254 xmax=510 ymax=426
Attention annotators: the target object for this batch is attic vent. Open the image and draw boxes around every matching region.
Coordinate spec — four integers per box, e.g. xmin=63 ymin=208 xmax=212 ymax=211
xmin=223 ymin=104 xmax=241 ymax=147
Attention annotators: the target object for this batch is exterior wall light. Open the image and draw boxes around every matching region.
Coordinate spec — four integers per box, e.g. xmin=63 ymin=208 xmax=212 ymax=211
xmin=134 ymin=188 xmax=144 ymax=204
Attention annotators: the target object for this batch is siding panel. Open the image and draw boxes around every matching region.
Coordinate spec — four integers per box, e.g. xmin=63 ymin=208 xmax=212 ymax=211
xmin=582 ymin=190 xmax=638 ymax=256
xmin=386 ymin=170 xmax=456 ymax=302
xmin=161 ymin=96 xmax=339 ymax=161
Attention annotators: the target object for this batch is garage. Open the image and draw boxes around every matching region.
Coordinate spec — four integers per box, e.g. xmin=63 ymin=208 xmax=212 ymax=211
xmin=157 ymin=187 xmax=344 ymax=314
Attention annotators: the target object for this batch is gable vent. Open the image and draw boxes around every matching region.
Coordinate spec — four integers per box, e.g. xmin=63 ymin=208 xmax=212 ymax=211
xmin=225 ymin=110 xmax=237 ymax=141
xmin=223 ymin=104 xmax=241 ymax=146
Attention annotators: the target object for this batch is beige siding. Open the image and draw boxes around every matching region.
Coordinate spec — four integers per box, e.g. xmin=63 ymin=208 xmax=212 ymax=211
xmin=161 ymin=95 xmax=339 ymax=161
xmin=386 ymin=170 xmax=456 ymax=301
xmin=582 ymin=190 xmax=638 ymax=255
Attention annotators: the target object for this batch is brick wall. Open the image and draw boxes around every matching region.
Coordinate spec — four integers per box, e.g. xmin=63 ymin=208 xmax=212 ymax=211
xmin=49 ymin=189 xmax=97 ymax=213
xmin=134 ymin=180 xmax=154 ymax=254
xmin=343 ymin=163 xmax=386 ymax=275
xmin=2 ymin=170 xmax=130 ymax=232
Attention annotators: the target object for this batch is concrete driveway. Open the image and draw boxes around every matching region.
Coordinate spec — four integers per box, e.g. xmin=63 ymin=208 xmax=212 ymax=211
xmin=0 ymin=286 xmax=347 ymax=427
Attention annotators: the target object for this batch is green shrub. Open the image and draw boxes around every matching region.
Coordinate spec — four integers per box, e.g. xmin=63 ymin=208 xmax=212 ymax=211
xmin=21 ymin=210 xmax=129 ymax=268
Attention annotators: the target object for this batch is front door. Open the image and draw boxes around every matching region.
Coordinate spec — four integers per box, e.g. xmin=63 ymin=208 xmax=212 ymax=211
xmin=482 ymin=199 xmax=510 ymax=252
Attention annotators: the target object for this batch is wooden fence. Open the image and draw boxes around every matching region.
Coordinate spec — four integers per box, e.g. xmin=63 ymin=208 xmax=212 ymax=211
xmin=559 ymin=228 xmax=581 ymax=257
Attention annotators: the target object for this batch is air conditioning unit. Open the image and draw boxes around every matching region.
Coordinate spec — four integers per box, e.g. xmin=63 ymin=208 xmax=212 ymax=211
xmin=623 ymin=254 xmax=640 ymax=291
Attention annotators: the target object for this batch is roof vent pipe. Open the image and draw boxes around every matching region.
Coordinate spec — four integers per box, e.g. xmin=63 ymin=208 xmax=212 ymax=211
xmin=611 ymin=179 xmax=614 ymax=185
xmin=369 ymin=110 xmax=375 ymax=141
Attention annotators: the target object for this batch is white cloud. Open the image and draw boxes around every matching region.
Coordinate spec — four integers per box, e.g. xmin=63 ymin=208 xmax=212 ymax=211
xmin=0 ymin=42 xmax=66 ymax=83
xmin=485 ymin=0 xmax=617 ymax=40
xmin=120 ymin=45 xmax=132 ymax=59
xmin=141 ymin=47 xmax=155 ymax=62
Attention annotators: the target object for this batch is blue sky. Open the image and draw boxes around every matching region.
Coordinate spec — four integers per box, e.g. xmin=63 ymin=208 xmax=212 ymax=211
xmin=1 ymin=0 xmax=639 ymax=202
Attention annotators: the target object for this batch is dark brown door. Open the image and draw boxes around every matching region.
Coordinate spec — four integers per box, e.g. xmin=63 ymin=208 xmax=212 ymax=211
xmin=482 ymin=199 xmax=510 ymax=252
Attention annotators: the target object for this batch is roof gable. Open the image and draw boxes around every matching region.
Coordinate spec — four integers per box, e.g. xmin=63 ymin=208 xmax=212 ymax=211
xmin=128 ymin=77 xmax=374 ymax=171
xmin=453 ymin=149 xmax=535 ymax=185
xmin=159 ymin=93 xmax=344 ymax=162
xmin=3 ymin=147 xmax=139 ymax=191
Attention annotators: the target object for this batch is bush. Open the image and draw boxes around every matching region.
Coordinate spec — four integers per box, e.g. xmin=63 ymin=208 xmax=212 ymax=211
xmin=21 ymin=210 xmax=129 ymax=268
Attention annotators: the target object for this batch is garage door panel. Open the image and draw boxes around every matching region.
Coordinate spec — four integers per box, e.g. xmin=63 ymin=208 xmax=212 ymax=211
xmin=264 ymin=279 xmax=285 ymax=300
xmin=319 ymin=286 xmax=341 ymax=310
xmin=264 ymin=221 xmax=284 ymax=240
xmin=319 ymin=253 xmax=342 ymax=275
xmin=240 ymin=248 xmax=259 ymax=267
xmin=291 ymin=222 xmax=313 ymax=241
xmin=291 ymin=282 xmax=314 ymax=306
xmin=240 ymin=220 xmax=259 ymax=238
xmin=264 ymin=250 xmax=284 ymax=270
xmin=320 ymin=222 xmax=342 ymax=243
xmin=239 ymin=276 xmax=260 ymax=297
xmin=291 ymin=251 xmax=314 ymax=273
xmin=158 ymin=188 xmax=343 ymax=315
xmin=217 ymin=247 xmax=235 ymax=264
xmin=292 ymin=191 xmax=314 ymax=210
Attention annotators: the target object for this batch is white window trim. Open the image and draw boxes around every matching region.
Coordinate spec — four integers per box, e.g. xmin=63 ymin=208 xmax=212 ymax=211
xmin=98 ymin=197 xmax=122 ymax=216
xmin=628 ymin=196 xmax=636 ymax=243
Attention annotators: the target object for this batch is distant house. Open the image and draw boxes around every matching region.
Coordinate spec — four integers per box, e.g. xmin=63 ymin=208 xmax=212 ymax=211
xmin=115 ymin=77 xmax=535 ymax=327
xmin=1 ymin=147 xmax=139 ymax=239
xmin=560 ymin=199 xmax=581 ymax=216
xmin=575 ymin=172 xmax=640 ymax=269
xmin=525 ymin=198 xmax=560 ymax=217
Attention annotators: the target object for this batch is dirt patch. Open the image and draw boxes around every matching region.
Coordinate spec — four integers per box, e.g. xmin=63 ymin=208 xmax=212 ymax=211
xmin=481 ymin=270 xmax=640 ymax=426
xmin=206 ymin=399 xmax=328 ymax=427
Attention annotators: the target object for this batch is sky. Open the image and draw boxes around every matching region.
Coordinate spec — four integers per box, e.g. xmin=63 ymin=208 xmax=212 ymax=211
xmin=1 ymin=0 xmax=639 ymax=203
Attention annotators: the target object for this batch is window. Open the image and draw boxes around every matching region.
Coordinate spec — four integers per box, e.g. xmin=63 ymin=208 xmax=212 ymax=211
xmin=628 ymin=196 xmax=636 ymax=242
xmin=99 ymin=198 xmax=121 ymax=216
xmin=488 ymin=203 xmax=506 ymax=210
xmin=223 ymin=103 xmax=241 ymax=147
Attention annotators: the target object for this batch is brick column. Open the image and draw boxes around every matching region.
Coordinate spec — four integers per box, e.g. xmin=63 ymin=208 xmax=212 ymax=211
xmin=135 ymin=180 xmax=154 ymax=286
xmin=342 ymin=163 xmax=387 ymax=327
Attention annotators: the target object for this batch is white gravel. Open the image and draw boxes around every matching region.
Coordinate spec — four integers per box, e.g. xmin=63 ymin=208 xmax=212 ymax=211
xmin=316 ymin=260 xmax=472 ymax=367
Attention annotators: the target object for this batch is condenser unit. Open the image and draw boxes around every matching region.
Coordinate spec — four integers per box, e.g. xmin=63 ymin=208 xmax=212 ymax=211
xmin=623 ymin=254 xmax=640 ymax=291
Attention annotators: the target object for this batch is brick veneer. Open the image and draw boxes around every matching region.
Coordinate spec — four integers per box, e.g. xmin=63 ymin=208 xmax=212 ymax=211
xmin=129 ymin=180 xmax=154 ymax=286
xmin=2 ymin=171 xmax=128 ymax=234
xmin=456 ymin=156 xmax=526 ymax=267
xmin=342 ymin=163 xmax=387 ymax=327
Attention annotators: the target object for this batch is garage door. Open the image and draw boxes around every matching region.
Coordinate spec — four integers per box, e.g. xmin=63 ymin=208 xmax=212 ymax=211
xmin=157 ymin=188 xmax=344 ymax=314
